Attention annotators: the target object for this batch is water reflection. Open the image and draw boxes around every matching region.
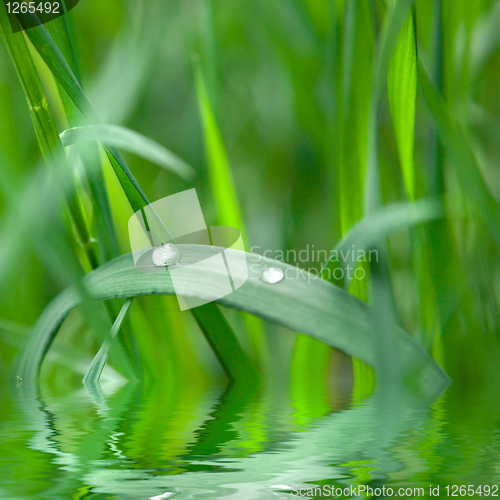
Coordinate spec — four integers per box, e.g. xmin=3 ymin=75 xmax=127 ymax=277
xmin=1 ymin=377 xmax=499 ymax=499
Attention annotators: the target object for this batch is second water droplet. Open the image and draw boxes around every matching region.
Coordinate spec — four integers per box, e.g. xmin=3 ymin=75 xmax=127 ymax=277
xmin=260 ymin=267 xmax=284 ymax=284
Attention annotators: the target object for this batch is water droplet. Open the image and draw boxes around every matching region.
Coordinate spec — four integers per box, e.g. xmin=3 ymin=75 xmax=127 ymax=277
xmin=152 ymin=243 xmax=181 ymax=267
xmin=260 ymin=267 xmax=284 ymax=284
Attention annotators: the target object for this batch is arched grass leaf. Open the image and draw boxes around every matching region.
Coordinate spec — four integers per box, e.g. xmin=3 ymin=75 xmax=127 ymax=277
xmin=17 ymin=246 xmax=449 ymax=390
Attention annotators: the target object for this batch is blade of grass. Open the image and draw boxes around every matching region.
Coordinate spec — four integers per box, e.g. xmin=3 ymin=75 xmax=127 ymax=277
xmin=20 ymin=20 xmax=160 ymax=217
xmin=193 ymin=55 xmax=244 ymax=238
xmin=43 ymin=7 xmax=121 ymax=263
xmin=418 ymin=59 xmax=500 ymax=241
xmin=83 ymin=298 xmax=133 ymax=386
xmin=60 ymin=125 xmax=195 ymax=181
xmin=191 ymin=303 xmax=259 ymax=385
xmin=357 ymin=0 xmax=417 ymax=395
xmin=388 ymin=13 xmax=417 ymax=200
xmin=193 ymin=55 xmax=266 ymax=364
xmin=320 ymin=198 xmax=443 ymax=287
xmin=313 ymin=0 xmax=375 ymax=404
xmin=364 ymin=0 xmax=416 ymax=212
xmin=0 ymin=4 xmax=99 ymax=270
xmin=69 ymin=143 xmax=119 ymax=262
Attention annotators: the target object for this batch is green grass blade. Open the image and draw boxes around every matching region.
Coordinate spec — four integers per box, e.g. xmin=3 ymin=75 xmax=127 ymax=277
xmin=370 ymin=249 xmax=402 ymax=389
xmin=193 ymin=56 xmax=245 ymax=237
xmin=193 ymin=55 xmax=264 ymax=364
xmin=18 ymin=246 xmax=449 ymax=390
xmin=353 ymin=0 xmax=417 ymax=395
xmin=291 ymin=0 xmax=376 ymax=402
xmin=69 ymin=144 xmax=119 ymax=261
xmin=0 ymin=5 xmax=99 ymax=268
xmin=191 ymin=303 xmax=259 ymax=385
xmin=418 ymin=60 xmax=500 ymax=241
xmin=22 ymin=22 xmax=94 ymax=119
xmin=320 ymin=198 xmax=443 ymax=285
xmin=338 ymin=0 xmax=374 ymax=233
xmin=83 ymin=298 xmax=133 ymax=386
xmin=364 ymin=0 xmax=416 ymax=213
xmin=102 ymin=145 xmax=152 ymax=215
xmin=44 ymin=8 xmax=120 ymax=262
xmin=60 ymin=125 xmax=195 ymax=181
xmin=22 ymin=22 xmax=157 ymax=215
xmin=0 ymin=10 xmax=60 ymax=161
xmin=48 ymin=0 xmax=81 ymax=81
xmin=388 ymin=13 xmax=417 ymax=200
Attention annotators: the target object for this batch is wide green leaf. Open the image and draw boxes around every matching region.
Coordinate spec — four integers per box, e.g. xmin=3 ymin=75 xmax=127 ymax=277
xmin=17 ymin=246 xmax=449 ymax=390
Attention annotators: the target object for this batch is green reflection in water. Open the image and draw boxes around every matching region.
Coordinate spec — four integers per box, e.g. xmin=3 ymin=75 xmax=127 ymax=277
xmin=0 ymin=378 xmax=499 ymax=500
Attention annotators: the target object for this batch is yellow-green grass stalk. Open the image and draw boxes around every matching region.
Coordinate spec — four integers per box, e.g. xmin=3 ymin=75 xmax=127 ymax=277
xmin=193 ymin=56 xmax=266 ymax=367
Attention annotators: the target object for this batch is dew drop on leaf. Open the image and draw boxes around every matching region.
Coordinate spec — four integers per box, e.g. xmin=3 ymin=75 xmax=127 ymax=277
xmin=260 ymin=267 xmax=284 ymax=284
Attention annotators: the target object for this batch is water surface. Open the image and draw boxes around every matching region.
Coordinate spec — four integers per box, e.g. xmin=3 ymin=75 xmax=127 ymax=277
xmin=0 ymin=378 xmax=499 ymax=499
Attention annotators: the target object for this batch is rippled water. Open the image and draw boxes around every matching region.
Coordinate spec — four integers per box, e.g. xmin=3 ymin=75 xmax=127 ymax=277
xmin=0 ymin=377 xmax=499 ymax=499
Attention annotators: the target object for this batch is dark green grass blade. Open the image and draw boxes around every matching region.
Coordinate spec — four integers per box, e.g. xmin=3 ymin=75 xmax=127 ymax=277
xmin=418 ymin=60 xmax=500 ymax=241
xmin=45 ymin=9 xmax=120 ymax=263
xmin=22 ymin=22 xmax=154 ymax=214
xmin=0 ymin=6 xmax=99 ymax=269
xmin=191 ymin=303 xmax=259 ymax=384
xmin=83 ymin=298 xmax=133 ymax=386
xmin=60 ymin=125 xmax=195 ymax=181
xmin=0 ymin=10 xmax=60 ymax=161
xmin=17 ymin=247 xmax=449 ymax=390
xmin=22 ymin=21 xmax=94 ymax=119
